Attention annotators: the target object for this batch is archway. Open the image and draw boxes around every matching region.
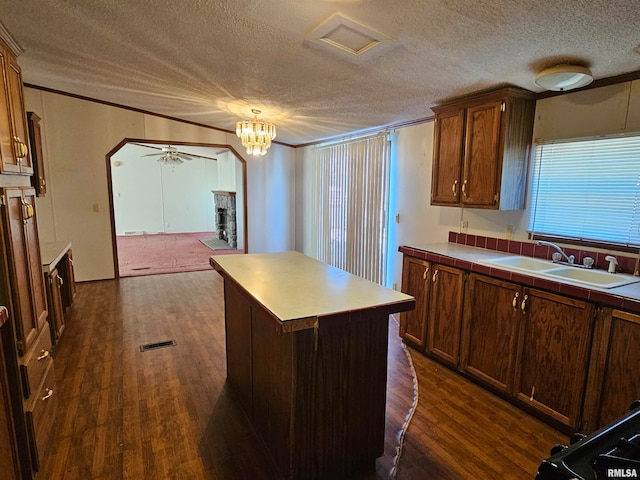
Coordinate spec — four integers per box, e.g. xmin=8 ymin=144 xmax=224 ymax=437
xmin=105 ymin=138 xmax=248 ymax=278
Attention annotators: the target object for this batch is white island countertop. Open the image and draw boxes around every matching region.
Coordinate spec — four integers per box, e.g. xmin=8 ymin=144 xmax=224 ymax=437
xmin=210 ymin=251 xmax=414 ymax=327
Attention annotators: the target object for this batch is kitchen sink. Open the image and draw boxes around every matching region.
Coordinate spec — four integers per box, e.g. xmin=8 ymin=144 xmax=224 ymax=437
xmin=543 ymin=267 xmax=640 ymax=289
xmin=479 ymin=256 xmax=554 ymax=271
xmin=479 ymin=255 xmax=640 ymax=289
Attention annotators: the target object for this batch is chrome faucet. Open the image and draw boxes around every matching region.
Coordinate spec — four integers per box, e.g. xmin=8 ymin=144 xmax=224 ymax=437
xmin=536 ymin=240 xmax=575 ymax=265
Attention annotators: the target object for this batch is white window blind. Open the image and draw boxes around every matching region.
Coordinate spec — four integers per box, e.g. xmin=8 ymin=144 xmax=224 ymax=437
xmin=528 ymin=135 xmax=640 ymax=248
xmin=311 ymin=134 xmax=390 ymax=284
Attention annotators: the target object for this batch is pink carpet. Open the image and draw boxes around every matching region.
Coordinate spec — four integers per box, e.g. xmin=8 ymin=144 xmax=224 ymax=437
xmin=116 ymin=232 xmax=242 ymax=277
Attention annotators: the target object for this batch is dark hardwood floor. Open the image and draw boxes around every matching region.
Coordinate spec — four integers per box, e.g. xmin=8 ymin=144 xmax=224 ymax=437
xmin=38 ymin=269 xmax=566 ymax=479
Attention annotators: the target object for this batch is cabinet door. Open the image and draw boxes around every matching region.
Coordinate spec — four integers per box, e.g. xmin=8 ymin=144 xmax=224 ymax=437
xmin=1 ymin=188 xmax=47 ymax=355
xmin=59 ymin=250 xmax=76 ymax=310
xmin=0 ymin=46 xmax=20 ymax=174
xmin=22 ymin=190 xmax=47 ymax=332
xmin=593 ymin=310 xmax=640 ymax=429
xmin=45 ymin=267 xmax=65 ymax=346
xmin=27 ymin=112 xmax=46 ymax=196
xmin=399 ymin=256 xmax=430 ymax=349
xmin=426 ymin=264 xmax=464 ymax=367
xmin=460 ymin=274 xmax=520 ymax=393
xmin=5 ymin=56 xmax=32 ymax=175
xmin=513 ymin=289 xmax=594 ymax=428
xmin=462 ymin=100 xmax=502 ymax=206
xmin=431 ymin=108 xmax=464 ymax=205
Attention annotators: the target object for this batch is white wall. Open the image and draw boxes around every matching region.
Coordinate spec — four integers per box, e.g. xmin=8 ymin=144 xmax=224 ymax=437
xmin=111 ymin=144 xmax=220 ymax=235
xmin=25 ymin=87 xmax=296 ymax=281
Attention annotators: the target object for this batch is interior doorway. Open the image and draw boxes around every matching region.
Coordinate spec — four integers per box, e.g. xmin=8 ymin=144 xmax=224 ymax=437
xmin=105 ymin=139 xmax=248 ymax=277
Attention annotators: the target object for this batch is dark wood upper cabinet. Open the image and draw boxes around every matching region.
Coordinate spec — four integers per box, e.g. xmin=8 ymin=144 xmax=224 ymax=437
xmin=27 ymin=113 xmax=46 ymax=196
xmin=431 ymin=87 xmax=535 ymax=210
xmin=0 ymin=39 xmax=31 ymax=176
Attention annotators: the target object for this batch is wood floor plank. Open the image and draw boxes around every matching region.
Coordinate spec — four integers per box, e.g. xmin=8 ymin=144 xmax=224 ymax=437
xmin=38 ymin=269 xmax=565 ymax=480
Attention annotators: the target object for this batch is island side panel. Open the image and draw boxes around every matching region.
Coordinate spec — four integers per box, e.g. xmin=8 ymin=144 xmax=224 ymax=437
xmin=293 ymin=311 xmax=390 ymax=479
xmin=223 ymin=280 xmax=253 ymax=416
xmin=251 ymin=305 xmax=297 ymax=478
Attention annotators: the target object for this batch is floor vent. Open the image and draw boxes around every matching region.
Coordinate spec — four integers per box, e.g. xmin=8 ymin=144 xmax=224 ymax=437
xmin=139 ymin=340 xmax=176 ymax=352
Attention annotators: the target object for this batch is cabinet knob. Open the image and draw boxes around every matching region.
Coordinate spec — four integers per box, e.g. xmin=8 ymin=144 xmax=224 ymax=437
xmin=512 ymin=292 xmax=519 ymax=309
xmin=41 ymin=388 xmax=54 ymax=401
xmin=36 ymin=349 xmax=50 ymax=361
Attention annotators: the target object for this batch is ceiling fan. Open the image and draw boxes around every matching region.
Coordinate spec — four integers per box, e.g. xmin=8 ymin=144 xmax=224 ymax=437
xmin=141 ymin=145 xmax=193 ymax=165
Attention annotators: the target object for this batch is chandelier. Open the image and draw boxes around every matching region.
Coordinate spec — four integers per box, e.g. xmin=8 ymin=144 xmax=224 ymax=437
xmin=236 ymin=109 xmax=277 ymax=156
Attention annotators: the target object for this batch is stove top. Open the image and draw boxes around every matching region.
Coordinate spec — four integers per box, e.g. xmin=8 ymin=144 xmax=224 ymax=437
xmin=536 ymin=402 xmax=640 ymax=480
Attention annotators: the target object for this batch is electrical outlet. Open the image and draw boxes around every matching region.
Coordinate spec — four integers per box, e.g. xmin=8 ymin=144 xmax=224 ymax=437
xmin=460 ymin=220 xmax=469 ymax=231
xmin=393 ymin=282 xmax=398 ymax=291
xmin=506 ymin=225 xmax=514 ymax=239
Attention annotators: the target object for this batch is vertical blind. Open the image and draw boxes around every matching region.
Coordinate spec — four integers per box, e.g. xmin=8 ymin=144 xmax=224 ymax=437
xmin=528 ymin=134 xmax=640 ymax=248
xmin=311 ymin=134 xmax=390 ymax=284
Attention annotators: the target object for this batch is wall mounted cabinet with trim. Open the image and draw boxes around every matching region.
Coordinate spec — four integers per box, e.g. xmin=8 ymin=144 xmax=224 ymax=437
xmin=0 ymin=36 xmax=32 ymax=175
xmin=431 ymin=87 xmax=535 ymax=210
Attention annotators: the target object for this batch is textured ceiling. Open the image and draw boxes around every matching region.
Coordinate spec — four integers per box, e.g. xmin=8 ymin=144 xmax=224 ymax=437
xmin=1 ymin=0 xmax=640 ymax=146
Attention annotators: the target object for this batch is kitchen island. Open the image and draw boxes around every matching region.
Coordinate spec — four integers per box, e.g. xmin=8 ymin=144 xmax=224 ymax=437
xmin=209 ymin=251 xmax=415 ymax=480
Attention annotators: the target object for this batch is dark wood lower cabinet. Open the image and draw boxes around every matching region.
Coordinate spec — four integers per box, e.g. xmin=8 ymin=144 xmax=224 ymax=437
xmin=426 ymin=264 xmax=464 ymax=367
xmin=44 ymin=267 xmax=65 ymax=347
xmin=583 ymin=308 xmax=640 ymax=432
xmin=513 ymin=289 xmax=594 ymax=429
xmin=399 ymin=256 xmax=430 ymax=348
xmin=460 ymin=274 xmax=520 ymax=393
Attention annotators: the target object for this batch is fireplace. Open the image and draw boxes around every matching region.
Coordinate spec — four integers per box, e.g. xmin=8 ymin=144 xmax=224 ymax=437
xmin=213 ymin=191 xmax=237 ymax=248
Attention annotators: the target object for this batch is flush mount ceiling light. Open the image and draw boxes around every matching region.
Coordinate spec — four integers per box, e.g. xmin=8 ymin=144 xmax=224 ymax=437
xmin=236 ymin=109 xmax=277 ymax=156
xmin=535 ymin=64 xmax=593 ymax=92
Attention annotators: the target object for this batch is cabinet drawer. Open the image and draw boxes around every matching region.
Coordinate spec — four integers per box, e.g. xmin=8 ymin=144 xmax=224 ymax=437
xmin=25 ymin=362 xmax=57 ymax=471
xmin=20 ymin=323 xmax=53 ymax=399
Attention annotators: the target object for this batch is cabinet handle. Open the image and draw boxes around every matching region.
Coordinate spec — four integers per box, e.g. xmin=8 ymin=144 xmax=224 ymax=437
xmin=20 ymin=198 xmax=34 ymax=224
xmin=462 ymin=179 xmax=468 ymax=196
xmin=521 ymin=294 xmax=529 ymax=313
xmin=56 ymin=274 xmax=64 ymax=286
xmin=37 ymin=349 xmax=50 ymax=361
xmin=451 ymin=180 xmax=458 ymax=196
xmin=13 ymin=136 xmax=28 ymax=159
xmin=432 ymin=269 xmax=439 ymax=283
xmin=530 ymin=385 xmax=535 ymax=401
xmin=41 ymin=388 xmax=54 ymax=401
xmin=512 ymin=292 xmax=519 ymax=309
xmin=422 ymin=266 xmax=430 ymax=279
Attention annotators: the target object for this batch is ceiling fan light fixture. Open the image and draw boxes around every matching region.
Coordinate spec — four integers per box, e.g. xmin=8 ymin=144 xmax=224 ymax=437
xmin=236 ymin=109 xmax=277 ymax=156
xmin=535 ymin=64 xmax=593 ymax=92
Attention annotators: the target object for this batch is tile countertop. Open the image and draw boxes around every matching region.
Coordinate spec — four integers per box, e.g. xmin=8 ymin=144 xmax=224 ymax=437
xmin=40 ymin=241 xmax=72 ymax=273
xmin=210 ymin=251 xmax=415 ymax=325
xmin=400 ymin=243 xmax=640 ymax=314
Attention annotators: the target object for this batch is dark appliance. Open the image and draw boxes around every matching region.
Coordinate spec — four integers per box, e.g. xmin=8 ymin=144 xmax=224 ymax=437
xmin=535 ymin=401 xmax=640 ymax=480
